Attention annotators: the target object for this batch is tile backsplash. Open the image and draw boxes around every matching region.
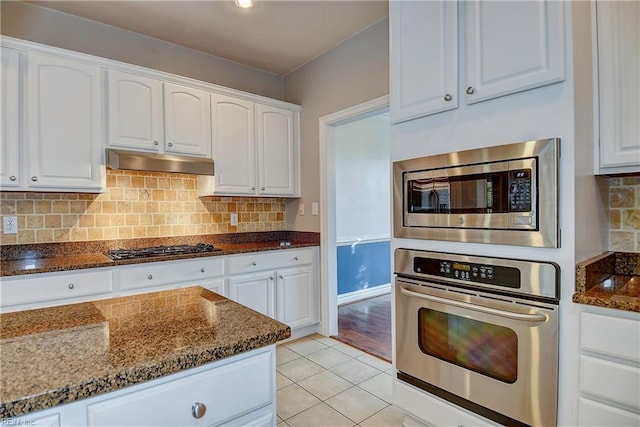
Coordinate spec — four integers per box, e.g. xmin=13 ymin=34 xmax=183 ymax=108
xmin=0 ymin=170 xmax=285 ymax=245
xmin=609 ymin=177 xmax=640 ymax=252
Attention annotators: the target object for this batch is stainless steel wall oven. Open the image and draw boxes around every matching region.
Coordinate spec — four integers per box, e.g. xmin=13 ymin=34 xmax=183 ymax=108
xmin=395 ymin=249 xmax=560 ymax=427
xmin=393 ymin=138 xmax=560 ymax=248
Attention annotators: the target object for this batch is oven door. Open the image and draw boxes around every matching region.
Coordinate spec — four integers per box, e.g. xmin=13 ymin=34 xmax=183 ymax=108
xmin=395 ymin=278 xmax=558 ymax=427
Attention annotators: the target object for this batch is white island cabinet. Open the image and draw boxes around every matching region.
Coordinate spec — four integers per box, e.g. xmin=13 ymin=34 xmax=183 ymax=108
xmin=390 ymin=0 xmax=565 ymax=123
xmin=7 ymin=346 xmax=277 ymax=427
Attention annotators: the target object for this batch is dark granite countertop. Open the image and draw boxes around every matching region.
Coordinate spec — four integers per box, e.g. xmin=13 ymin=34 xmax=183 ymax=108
xmin=574 ymin=252 xmax=640 ymax=313
xmin=0 ymin=231 xmax=320 ymax=277
xmin=0 ymin=286 xmax=291 ymax=419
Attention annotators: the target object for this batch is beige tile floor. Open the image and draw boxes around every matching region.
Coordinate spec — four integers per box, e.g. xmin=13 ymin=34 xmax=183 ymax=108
xmin=276 ymin=334 xmax=404 ymax=427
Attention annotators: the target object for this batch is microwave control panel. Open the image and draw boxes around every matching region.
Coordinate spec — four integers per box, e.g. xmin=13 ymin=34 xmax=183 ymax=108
xmin=508 ymin=169 xmax=532 ymax=212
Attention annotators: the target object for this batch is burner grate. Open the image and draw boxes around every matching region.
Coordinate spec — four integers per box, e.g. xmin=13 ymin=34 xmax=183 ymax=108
xmin=108 ymin=243 xmax=218 ymax=260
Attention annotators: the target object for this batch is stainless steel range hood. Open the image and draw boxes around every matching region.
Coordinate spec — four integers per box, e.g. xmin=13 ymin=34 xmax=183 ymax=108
xmin=106 ymin=149 xmax=214 ymax=175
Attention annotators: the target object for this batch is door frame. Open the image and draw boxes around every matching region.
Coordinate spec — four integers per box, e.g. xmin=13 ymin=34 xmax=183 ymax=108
xmin=318 ymin=95 xmax=389 ymax=337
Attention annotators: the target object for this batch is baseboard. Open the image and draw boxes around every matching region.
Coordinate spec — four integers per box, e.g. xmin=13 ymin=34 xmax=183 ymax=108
xmin=337 ymin=284 xmax=390 ymax=306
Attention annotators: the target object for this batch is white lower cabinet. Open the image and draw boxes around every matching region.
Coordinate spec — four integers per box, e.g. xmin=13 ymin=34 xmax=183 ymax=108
xmin=226 ymin=248 xmax=319 ymax=331
xmin=579 ymin=311 xmax=640 ymax=425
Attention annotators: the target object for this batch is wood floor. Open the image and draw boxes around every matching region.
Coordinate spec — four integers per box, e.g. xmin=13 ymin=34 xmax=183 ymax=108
xmin=333 ymin=293 xmax=392 ymax=362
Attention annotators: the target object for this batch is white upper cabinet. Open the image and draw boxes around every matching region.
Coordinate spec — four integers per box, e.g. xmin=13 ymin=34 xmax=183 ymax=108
xmin=390 ymin=0 xmax=458 ymax=123
xmin=106 ymin=70 xmax=163 ymax=151
xmin=106 ymin=71 xmax=211 ymax=158
xmin=390 ymin=0 xmax=566 ymax=123
xmin=164 ymin=82 xmax=211 ymax=157
xmin=595 ymin=0 xmax=640 ymax=174
xmin=463 ymin=0 xmax=565 ymax=104
xmin=210 ymin=94 xmax=256 ymax=195
xmin=24 ymin=52 xmax=104 ymax=191
xmin=1 ymin=47 xmax=20 ymax=188
xmin=257 ymin=104 xmax=296 ymax=196
xmin=202 ymin=94 xmax=299 ymax=197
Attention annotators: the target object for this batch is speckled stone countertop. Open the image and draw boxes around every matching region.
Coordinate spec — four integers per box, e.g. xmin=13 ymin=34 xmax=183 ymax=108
xmin=574 ymin=252 xmax=640 ymax=312
xmin=0 ymin=231 xmax=319 ymax=277
xmin=0 ymin=286 xmax=291 ymax=419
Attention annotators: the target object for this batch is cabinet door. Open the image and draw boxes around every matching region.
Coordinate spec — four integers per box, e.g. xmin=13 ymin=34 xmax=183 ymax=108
xmin=0 ymin=47 xmax=20 ymax=187
xmin=228 ymin=272 xmax=275 ymax=318
xmin=389 ymin=0 xmax=458 ymax=123
xmin=256 ymin=104 xmax=296 ymax=196
xmin=164 ymin=82 xmax=211 ymax=157
xmin=25 ymin=52 xmax=104 ymax=191
xmin=596 ymin=0 xmax=640 ymax=171
xmin=211 ymin=94 xmax=256 ymax=195
xmin=463 ymin=0 xmax=565 ymax=104
xmin=106 ymin=70 xmax=163 ymax=151
xmin=276 ymin=266 xmax=316 ymax=329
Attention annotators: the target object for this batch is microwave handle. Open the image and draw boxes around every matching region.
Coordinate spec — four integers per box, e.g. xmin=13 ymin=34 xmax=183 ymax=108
xmin=399 ymin=286 xmax=547 ymax=323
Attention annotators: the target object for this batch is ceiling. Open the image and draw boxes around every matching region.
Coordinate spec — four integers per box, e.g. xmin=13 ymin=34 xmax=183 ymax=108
xmin=26 ymin=0 xmax=389 ymax=76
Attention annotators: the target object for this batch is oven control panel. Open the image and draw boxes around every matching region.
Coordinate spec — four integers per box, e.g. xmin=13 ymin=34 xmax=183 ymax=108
xmin=413 ymin=257 xmax=521 ymax=288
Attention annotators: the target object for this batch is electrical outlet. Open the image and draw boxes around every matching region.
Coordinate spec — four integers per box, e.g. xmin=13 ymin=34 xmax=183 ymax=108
xmin=312 ymin=202 xmax=319 ymax=216
xmin=230 ymin=213 xmax=238 ymax=226
xmin=299 ymin=203 xmax=305 ymax=216
xmin=3 ymin=216 xmax=18 ymax=234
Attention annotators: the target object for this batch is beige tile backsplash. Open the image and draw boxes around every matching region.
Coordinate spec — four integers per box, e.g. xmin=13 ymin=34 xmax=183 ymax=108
xmin=0 ymin=170 xmax=285 ymax=245
xmin=609 ymin=177 xmax=640 ymax=252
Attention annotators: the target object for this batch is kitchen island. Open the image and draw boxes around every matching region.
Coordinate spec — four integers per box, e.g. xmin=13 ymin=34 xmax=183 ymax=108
xmin=0 ymin=286 xmax=290 ymax=425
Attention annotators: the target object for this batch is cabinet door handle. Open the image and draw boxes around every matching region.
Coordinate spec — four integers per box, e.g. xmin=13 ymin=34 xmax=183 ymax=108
xmin=279 ymin=275 xmax=283 ymax=280
xmin=31 ymin=176 xmax=38 ymax=182
xmin=444 ymin=93 xmax=452 ymax=101
xmin=153 ymin=140 xmax=159 ymax=146
xmin=200 ymin=267 xmax=205 ymax=273
xmin=270 ymin=276 xmax=274 ymax=281
xmin=251 ymin=261 xmax=257 ymax=266
xmin=294 ymin=256 xmax=299 ymax=261
xmin=167 ymin=142 xmax=173 ymax=148
xmin=191 ymin=402 xmax=207 ymax=419
xmin=251 ymin=186 xmax=256 ymax=190
xmin=9 ymin=175 xmax=16 ymax=181
xmin=261 ymin=186 xmax=265 ymax=191
xmin=147 ymin=274 xmax=153 ymax=280
xmin=68 ymin=283 xmax=75 ymax=290
xmin=466 ymin=86 xmax=475 ymax=95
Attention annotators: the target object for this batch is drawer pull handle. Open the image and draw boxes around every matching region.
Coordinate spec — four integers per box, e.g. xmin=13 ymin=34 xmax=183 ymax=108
xmin=191 ymin=402 xmax=207 ymax=419
xmin=68 ymin=283 xmax=75 ymax=290
xmin=251 ymin=261 xmax=257 ymax=266
xmin=200 ymin=267 xmax=205 ymax=273
xmin=147 ymin=274 xmax=153 ymax=280
xmin=294 ymin=256 xmax=299 ymax=261
xmin=31 ymin=176 xmax=38 ymax=182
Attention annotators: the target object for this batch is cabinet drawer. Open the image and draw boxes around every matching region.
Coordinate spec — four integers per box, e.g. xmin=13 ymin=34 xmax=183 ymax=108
xmin=0 ymin=269 xmax=112 ymax=307
xmin=226 ymin=248 xmax=312 ymax=275
xmin=116 ymin=257 xmax=224 ymax=291
xmin=578 ymin=397 xmax=640 ymax=426
xmin=87 ymin=350 xmax=273 ymax=426
xmin=581 ymin=355 xmax=640 ymax=411
xmin=581 ymin=312 xmax=640 ymax=362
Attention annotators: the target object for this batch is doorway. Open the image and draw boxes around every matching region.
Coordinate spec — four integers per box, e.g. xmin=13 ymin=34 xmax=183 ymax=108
xmin=318 ymin=95 xmax=391 ymax=360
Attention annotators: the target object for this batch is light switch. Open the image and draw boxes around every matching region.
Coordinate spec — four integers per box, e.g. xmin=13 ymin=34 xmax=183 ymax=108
xmin=312 ymin=202 xmax=318 ymax=216
xmin=299 ymin=204 xmax=305 ymax=216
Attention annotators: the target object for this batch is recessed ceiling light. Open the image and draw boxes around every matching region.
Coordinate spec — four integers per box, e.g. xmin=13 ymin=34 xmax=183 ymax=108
xmin=235 ymin=0 xmax=254 ymax=8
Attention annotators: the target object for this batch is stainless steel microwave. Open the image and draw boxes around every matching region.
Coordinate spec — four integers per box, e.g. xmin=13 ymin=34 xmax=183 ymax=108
xmin=393 ymin=138 xmax=560 ymax=248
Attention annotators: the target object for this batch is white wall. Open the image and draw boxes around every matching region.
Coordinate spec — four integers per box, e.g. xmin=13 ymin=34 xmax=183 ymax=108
xmin=283 ymin=18 xmax=389 ymax=232
xmin=0 ymin=1 xmax=283 ymax=99
xmin=335 ymin=115 xmax=390 ymax=243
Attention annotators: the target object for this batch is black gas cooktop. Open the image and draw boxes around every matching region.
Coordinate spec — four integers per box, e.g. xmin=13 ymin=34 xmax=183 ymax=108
xmin=107 ymin=243 xmax=221 ymax=260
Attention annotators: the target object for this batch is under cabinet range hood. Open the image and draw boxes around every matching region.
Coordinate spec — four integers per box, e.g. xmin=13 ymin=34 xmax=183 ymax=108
xmin=106 ymin=149 xmax=214 ymax=176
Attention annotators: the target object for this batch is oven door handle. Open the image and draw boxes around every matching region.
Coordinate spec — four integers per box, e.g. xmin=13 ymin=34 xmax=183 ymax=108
xmin=399 ymin=286 xmax=548 ymax=323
